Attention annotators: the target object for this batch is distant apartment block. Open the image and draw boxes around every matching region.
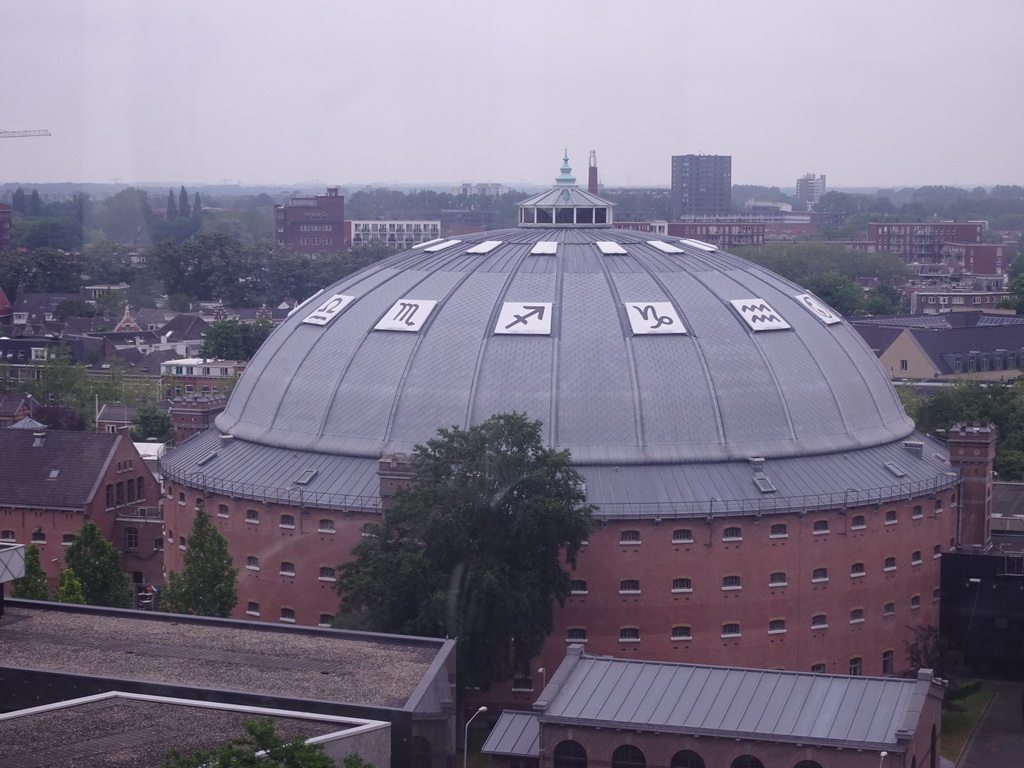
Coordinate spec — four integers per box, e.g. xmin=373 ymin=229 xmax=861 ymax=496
xmin=452 ymin=182 xmax=506 ymax=196
xmin=667 ymin=221 xmax=765 ymax=249
xmin=160 ymin=358 xmax=245 ymax=397
xmin=795 ymin=173 xmax=827 ymax=206
xmin=274 ymin=187 xmax=346 ymax=254
xmin=942 ymin=242 xmax=1008 ymax=275
xmin=346 ymin=220 xmax=441 ymax=250
xmin=909 ymin=288 xmax=1013 ymax=315
xmin=670 ymin=154 xmax=731 ymax=219
xmin=869 ymin=221 xmax=984 ymax=264
xmin=0 ymin=203 xmax=11 ymax=252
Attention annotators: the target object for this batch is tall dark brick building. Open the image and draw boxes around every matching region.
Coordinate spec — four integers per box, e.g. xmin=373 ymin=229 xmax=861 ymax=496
xmin=670 ymin=153 xmax=731 ymax=219
xmin=274 ymin=187 xmax=346 ymax=254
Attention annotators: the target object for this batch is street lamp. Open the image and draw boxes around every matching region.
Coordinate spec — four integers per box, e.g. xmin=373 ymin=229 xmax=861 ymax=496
xmin=878 ymin=751 xmax=888 ymax=768
xmin=538 ymin=667 xmax=546 ymax=689
xmin=463 ymin=705 xmax=487 ymax=768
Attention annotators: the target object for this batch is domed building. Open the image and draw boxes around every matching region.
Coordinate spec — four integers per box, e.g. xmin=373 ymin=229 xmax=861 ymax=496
xmin=161 ymin=156 xmax=991 ymax=702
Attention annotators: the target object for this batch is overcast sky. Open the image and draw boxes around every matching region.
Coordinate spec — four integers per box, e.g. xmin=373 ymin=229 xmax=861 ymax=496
xmin=4 ymin=0 xmax=1022 ymax=190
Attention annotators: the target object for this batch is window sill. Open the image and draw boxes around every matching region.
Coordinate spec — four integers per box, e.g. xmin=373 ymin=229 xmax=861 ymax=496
xmin=217 ymin=513 xmax=229 ymax=518
xmin=767 ymin=629 xmax=787 ymax=635
xmin=884 ymin=520 xmax=897 ymax=526
xmin=851 ymin=572 xmax=865 ymax=578
xmin=246 ymin=519 xmax=260 ymax=525
xmin=722 ymin=537 xmax=743 ymax=543
xmin=811 ymin=624 xmax=828 ymax=630
xmin=570 ymin=591 xmax=589 ymax=596
xmin=317 ymin=528 xmax=334 ymax=534
xmin=849 ymin=618 xmax=865 ymax=624
xmin=618 ymin=638 xmax=641 ymax=643
xmin=318 ymin=577 xmax=336 ymax=583
xmin=883 ymin=567 xmax=896 ymax=573
xmin=279 ymin=618 xmax=296 ymax=624
xmin=769 ymin=582 xmax=788 ymax=588
xmin=279 ymin=572 xmax=296 ymax=577
xmin=811 ymin=578 xmax=829 ymax=584
xmin=721 ymin=586 xmax=742 ymax=591
xmin=850 ymin=525 xmax=866 ymax=531
xmin=246 ymin=566 xmax=260 ymax=571
xmin=246 ymin=610 xmax=260 ymax=617
xmin=619 ymin=590 xmax=641 ymax=595
xmin=672 ymin=539 xmax=694 ymax=545
xmin=672 ymin=635 xmax=692 ymax=642
xmin=566 ymin=637 xmax=588 ymax=643
xmin=279 ymin=525 xmax=295 ymax=530
xmin=769 ymin=534 xmax=788 ymax=540
xmin=912 ymin=560 xmax=923 ymax=566
xmin=670 ymin=588 xmax=693 ymax=594
xmin=720 ymin=633 xmax=741 ymax=639
xmin=618 ymin=541 xmax=641 ymax=546
xmin=812 ymin=531 xmax=829 ymax=536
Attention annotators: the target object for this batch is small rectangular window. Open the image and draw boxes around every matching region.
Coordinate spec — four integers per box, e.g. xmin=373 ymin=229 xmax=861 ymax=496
xmin=672 ymin=528 xmax=693 ymax=543
xmin=769 ymin=523 xmax=787 ymax=538
xmin=671 ymin=625 xmax=692 ymax=640
xmin=812 ymin=520 xmax=829 ymax=534
xmin=567 ymin=627 xmax=588 ymax=641
xmin=851 ymin=515 xmax=866 ymax=529
xmin=812 ymin=567 xmax=828 ymax=582
xmin=246 ymin=602 xmax=260 ymax=616
xmin=723 ymin=526 xmax=742 ymax=541
xmin=883 ymin=602 xmax=895 ymax=616
xmin=768 ymin=619 xmax=786 ymax=634
xmin=850 ymin=608 xmax=865 ymax=623
xmin=672 ymin=577 xmax=692 ymax=592
xmin=619 ymin=627 xmax=640 ymax=642
xmin=570 ymin=579 xmax=588 ymax=594
xmin=721 ymin=623 xmax=740 ymax=638
xmin=811 ymin=614 xmax=828 ymax=629
xmin=619 ymin=529 xmax=641 ymax=544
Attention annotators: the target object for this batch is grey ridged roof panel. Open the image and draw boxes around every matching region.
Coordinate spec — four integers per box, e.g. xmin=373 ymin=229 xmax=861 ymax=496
xmin=214 ymin=227 xmax=915 ymax=465
xmin=481 ymin=711 xmax=540 ymax=757
xmin=519 ymin=186 xmax=614 ymax=208
xmin=543 ymin=654 xmax=924 ymax=749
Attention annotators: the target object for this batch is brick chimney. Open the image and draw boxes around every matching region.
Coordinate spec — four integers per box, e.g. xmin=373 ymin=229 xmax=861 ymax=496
xmin=946 ymin=422 xmax=996 ymax=547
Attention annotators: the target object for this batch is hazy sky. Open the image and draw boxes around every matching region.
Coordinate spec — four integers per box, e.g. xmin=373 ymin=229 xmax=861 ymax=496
xmin=4 ymin=0 xmax=1023 ymax=190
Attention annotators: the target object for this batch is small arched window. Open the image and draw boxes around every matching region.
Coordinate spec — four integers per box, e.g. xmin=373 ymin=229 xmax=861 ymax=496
xmin=730 ymin=756 xmax=764 ymax=768
xmin=280 ymin=561 xmax=296 ymax=576
xmin=319 ymin=613 xmax=334 ymax=626
xmin=671 ymin=625 xmax=691 ymax=640
xmin=722 ymin=622 xmax=740 ymax=637
xmin=318 ymin=519 xmax=335 ymax=532
xmin=619 ymin=627 xmax=640 ymax=642
xmin=672 ymin=577 xmax=692 ymax=592
xmin=553 ymin=740 xmax=587 ymax=768
xmin=246 ymin=556 xmax=259 ymax=570
xmin=769 ymin=572 xmax=787 ymax=585
xmin=319 ymin=566 xmax=336 ymax=581
xmin=567 ymin=627 xmax=588 ymax=641
xmin=612 ymin=745 xmax=646 ymax=768
xmin=722 ymin=575 xmax=741 ymax=589
xmin=217 ymin=504 xmax=229 ymax=517
xmin=0 ymin=530 xmax=15 ymax=541
xmin=280 ymin=514 xmax=295 ymax=528
xmin=812 ymin=519 xmax=829 ymax=533
xmin=811 ymin=614 xmax=827 ymax=628
xmin=619 ymin=529 xmax=641 ymax=544
xmin=246 ymin=601 xmax=260 ymax=615
xmin=769 ymin=523 xmax=787 ymax=537
xmin=812 ymin=567 xmax=828 ymax=581
xmin=619 ymin=579 xmax=640 ymax=593
xmin=671 ymin=750 xmax=705 ymax=768
xmin=723 ymin=526 xmax=742 ymax=540
xmin=570 ymin=579 xmax=588 ymax=594
xmin=672 ymin=528 xmax=693 ymax=542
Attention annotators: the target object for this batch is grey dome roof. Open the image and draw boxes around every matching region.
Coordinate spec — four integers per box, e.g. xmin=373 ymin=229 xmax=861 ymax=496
xmin=215 ymin=227 xmax=914 ymax=466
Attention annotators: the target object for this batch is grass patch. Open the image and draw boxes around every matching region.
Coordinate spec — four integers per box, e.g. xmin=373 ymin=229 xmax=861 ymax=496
xmin=942 ymin=683 xmax=995 ymax=761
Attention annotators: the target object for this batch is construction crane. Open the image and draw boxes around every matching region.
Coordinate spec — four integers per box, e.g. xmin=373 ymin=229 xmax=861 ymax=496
xmin=0 ymin=129 xmax=51 ymax=139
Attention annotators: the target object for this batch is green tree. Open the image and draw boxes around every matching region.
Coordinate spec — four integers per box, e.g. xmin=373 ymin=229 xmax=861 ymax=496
xmin=28 ymin=189 xmax=42 ymax=216
xmin=336 ymin=413 xmax=595 ymax=690
xmin=55 ymin=567 xmax=87 ymax=604
xmin=54 ymin=297 xmax=99 ymax=322
xmin=64 ymin=520 xmax=132 ymax=608
xmin=25 ymin=345 xmax=94 ymax=425
xmin=905 ymin=625 xmax=977 ymax=712
xmin=161 ymin=501 xmax=238 ymax=617
xmin=201 ymin=319 xmax=275 ymax=360
xmin=11 ymin=187 xmax=27 ymax=214
xmin=130 ymin=403 xmax=175 ymax=442
xmin=102 ymin=187 xmax=153 ymax=245
xmin=801 ymin=272 xmax=865 ymax=317
xmin=180 ymin=186 xmax=190 ymax=217
xmin=160 ymin=718 xmax=335 ymax=768
xmin=166 ymin=188 xmax=179 ymax=219
xmin=10 ymin=543 xmax=49 ymax=600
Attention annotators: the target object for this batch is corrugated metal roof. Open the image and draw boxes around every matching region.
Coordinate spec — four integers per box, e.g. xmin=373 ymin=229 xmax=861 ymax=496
xmin=161 ymin=225 xmax=954 ymax=514
xmin=543 ymin=653 xmax=926 ymax=750
xmin=481 ymin=710 xmax=540 ymax=757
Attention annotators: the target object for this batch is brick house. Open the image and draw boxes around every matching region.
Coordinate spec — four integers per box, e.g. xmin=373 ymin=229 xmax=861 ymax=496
xmin=0 ymin=430 xmax=162 ymax=590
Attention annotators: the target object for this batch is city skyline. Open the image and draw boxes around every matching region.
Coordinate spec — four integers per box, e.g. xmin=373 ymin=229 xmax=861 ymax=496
xmin=3 ymin=0 xmax=1022 ymax=189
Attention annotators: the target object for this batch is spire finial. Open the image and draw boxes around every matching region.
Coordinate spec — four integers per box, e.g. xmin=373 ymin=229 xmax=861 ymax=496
xmin=555 ymin=151 xmax=576 ymax=186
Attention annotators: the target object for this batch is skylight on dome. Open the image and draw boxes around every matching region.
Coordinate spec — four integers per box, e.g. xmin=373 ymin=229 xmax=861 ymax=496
xmin=596 ymin=241 xmax=628 ymax=255
xmin=466 ymin=240 xmax=502 ymax=254
xmin=647 ymin=240 xmax=684 ymax=254
xmin=679 ymin=238 xmax=718 ymax=252
xmin=531 ymin=241 xmax=558 ymax=255
xmin=424 ymin=239 xmax=461 ymax=252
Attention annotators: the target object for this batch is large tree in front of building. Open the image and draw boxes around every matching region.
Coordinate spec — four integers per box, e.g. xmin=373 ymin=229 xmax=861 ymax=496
xmin=335 ymin=412 xmax=595 ymax=690
xmin=130 ymin=402 xmax=174 ymax=442
xmin=64 ymin=520 xmax=133 ymax=608
xmin=10 ymin=543 xmax=49 ymax=600
xmin=161 ymin=501 xmax=238 ymax=617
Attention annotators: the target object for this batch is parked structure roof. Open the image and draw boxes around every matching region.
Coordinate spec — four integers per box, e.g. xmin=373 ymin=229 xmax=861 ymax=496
xmin=537 ymin=648 xmax=937 ymax=752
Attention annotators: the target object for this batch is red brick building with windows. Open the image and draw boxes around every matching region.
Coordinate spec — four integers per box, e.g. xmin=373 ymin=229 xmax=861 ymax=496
xmin=0 ymin=431 xmax=162 ymax=591
xmin=869 ymin=222 xmax=985 ymax=264
xmin=0 ymin=202 xmax=12 ymax=252
xmin=941 ymin=241 xmax=1008 ymax=276
xmin=274 ymin=187 xmax=346 ymax=255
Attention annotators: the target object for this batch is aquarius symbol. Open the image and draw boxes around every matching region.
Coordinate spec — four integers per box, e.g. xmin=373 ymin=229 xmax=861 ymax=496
xmin=505 ymin=305 xmax=546 ymax=329
xmin=394 ymin=302 xmax=419 ymax=326
xmin=632 ymin=304 xmax=674 ymax=330
xmin=740 ymin=303 xmax=773 ymax=314
xmin=748 ymin=314 xmax=781 ymax=324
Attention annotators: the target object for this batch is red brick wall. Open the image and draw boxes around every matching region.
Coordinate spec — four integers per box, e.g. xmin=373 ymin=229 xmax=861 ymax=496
xmin=162 ymin=487 xmax=375 ymax=625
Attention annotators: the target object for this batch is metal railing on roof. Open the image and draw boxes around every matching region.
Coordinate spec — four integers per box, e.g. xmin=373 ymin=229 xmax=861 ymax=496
xmin=116 ymin=507 xmax=163 ymax=522
xmin=589 ymin=472 xmax=961 ymax=520
xmin=161 ymin=467 xmax=382 ymax=513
